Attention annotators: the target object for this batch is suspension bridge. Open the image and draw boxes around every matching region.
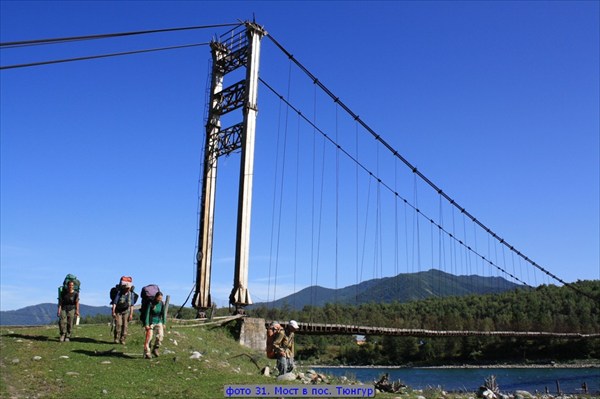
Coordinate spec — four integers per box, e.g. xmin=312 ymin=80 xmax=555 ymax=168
xmin=187 ymin=22 xmax=598 ymax=340
xmin=1 ymin=21 xmax=597 ymax=339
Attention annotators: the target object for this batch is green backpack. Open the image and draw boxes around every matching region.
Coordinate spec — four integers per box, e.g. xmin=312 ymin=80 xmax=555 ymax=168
xmin=57 ymin=274 xmax=81 ymax=300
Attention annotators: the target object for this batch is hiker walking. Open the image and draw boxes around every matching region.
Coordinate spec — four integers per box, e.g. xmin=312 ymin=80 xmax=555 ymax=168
xmin=57 ymin=280 xmax=79 ymax=342
xmin=111 ymin=280 xmax=135 ymax=345
xmin=283 ymin=320 xmax=299 ymax=373
xmin=143 ymin=291 xmax=165 ymax=359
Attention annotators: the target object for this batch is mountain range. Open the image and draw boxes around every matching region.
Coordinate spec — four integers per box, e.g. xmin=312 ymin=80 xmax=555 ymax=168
xmin=1 ymin=269 xmax=523 ymax=325
xmin=252 ymin=268 xmax=523 ymax=310
xmin=0 ymin=303 xmax=112 ymax=326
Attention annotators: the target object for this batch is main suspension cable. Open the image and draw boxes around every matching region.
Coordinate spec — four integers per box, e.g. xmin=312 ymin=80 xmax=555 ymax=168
xmin=264 ymin=33 xmax=596 ymax=302
xmin=259 ymin=76 xmax=598 ymax=303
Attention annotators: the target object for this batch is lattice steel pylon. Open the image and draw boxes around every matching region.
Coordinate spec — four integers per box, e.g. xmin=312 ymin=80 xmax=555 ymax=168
xmin=193 ymin=22 xmax=266 ymax=316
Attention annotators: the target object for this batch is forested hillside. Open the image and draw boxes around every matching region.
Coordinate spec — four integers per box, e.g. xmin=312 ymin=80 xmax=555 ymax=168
xmin=252 ymin=269 xmax=522 ymax=310
xmin=249 ymin=280 xmax=600 ymax=365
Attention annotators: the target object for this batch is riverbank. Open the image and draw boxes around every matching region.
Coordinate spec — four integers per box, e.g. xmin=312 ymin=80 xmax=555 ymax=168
xmin=420 ymin=363 xmax=600 ymax=369
xmin=310 ymin=365 xmax=600 ymax=394
xmin=306 ymin=362 xmax=600 ymax=369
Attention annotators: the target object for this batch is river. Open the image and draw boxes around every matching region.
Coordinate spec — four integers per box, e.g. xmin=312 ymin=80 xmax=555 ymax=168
xmin=312 ymin=366 xmax=599 ymax=394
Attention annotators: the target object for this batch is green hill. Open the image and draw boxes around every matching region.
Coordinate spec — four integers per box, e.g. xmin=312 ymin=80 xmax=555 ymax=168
xmin=255 ymin=269 xmax=523 ymax=310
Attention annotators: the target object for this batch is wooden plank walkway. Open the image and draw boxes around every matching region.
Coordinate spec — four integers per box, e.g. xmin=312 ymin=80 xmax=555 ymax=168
xmin=286 ymin=322 xmax=600 ymax=339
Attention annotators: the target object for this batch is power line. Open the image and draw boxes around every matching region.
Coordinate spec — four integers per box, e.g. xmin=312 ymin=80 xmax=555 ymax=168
xmin=0 ymin=42 xmax=210 ymax=70
xmin=0 ymin=23 xmax=241 ymax=48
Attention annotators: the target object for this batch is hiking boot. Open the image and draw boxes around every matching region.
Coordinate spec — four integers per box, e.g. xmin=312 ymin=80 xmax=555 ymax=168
xmin=152 ymin=348 xmax=160 ymax=358
xmin=59 ymin=335 xmax=65 ymax=342
xmin=114 ymin=338 xmax=119 ymax=344
xmin=120 ymin=339 xmax=126 ymax=345
xmin=144 ymin=353 xmax=152 ymax=359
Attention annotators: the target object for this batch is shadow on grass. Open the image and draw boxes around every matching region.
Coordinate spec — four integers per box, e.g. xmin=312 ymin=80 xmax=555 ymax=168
xmin=5 ymin=333 xmax=119 ymax=345
xmin=69 ymin=336 xmax=112 ymax=344
xmin=5 ymin=333 xmax=53 ymax=342
xmin=72 ymin=348 xmax=136 ymax=359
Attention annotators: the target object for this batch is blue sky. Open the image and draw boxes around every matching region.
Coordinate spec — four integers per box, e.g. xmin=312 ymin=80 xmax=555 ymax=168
xmin=1 ymin=1 xmax=598 ymax=311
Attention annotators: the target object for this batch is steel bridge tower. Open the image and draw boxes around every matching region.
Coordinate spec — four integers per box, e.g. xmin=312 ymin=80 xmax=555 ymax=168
xmin=193 ymin=22 xmax=265 ymax=316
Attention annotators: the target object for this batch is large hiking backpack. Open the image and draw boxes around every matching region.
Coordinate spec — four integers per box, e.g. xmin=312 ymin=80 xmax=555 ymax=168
xmin=266 ymin=323 xmax=281 ymax=359
xmin=119 ymin=276 xmax=133 ymax=287
xmin=139 ymin=284 xmax=160 ymax=322
xmin=57 ymin=274 xmax=80 ymax=300
xmin=109 ymin=276 xmax=139 ymax=306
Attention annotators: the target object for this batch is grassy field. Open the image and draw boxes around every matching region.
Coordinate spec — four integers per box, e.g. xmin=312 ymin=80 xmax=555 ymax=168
xmin=2 ymin=321 xmax=598 ymax=399
xmin=1 ymin=320 xmax=393 ymax=399
xmin=1 ymin=320 xmax=287 ymax=398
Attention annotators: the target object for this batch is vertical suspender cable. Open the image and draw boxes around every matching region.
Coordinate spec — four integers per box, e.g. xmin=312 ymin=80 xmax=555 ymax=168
xmin=273 ymin=60 xmax=293 ymax=303
xmin=355 ymin=121 xmax=360 ymax=307
xmin=414 ymin=175 xmax=422 ymax=293
xmin=310 ymin=83 xmax=317 ymax=316
xmin=267 ymin=83 xmax=284 ymax=305
xmin=463 ymin=214 xmax=473 ymax=292
xmin=373 ymin=145 xmax=380 ymax=279
xmin=438 ymin=195 xmax=444 ymax=295
xmin=313 ymin=126 xmax=327 ymax=307
xmin=334 ymin=104 xmax=340 ymax=302
xmin=360 ymin=178 xmax=373 ymax=283
xmin=394 ymin=153 xmax=400 ymax=282
xmin=293 ymin=111 xmax=301 ymax=310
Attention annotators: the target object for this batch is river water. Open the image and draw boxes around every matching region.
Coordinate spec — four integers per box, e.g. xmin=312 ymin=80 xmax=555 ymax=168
xmin=312 ymin=367 xmax=599 ymax=394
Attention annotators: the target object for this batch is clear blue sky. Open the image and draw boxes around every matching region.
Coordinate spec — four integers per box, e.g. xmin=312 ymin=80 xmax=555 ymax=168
xmin=1 ymin=1 xmax=598 ymax=311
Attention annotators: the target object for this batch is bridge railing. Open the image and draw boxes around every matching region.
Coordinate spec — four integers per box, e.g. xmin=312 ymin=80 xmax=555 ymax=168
xmin=280 ymin=321 xmax=600 ymax=339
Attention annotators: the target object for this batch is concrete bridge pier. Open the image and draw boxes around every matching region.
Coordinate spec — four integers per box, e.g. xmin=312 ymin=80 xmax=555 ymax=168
xmin=238 ymin=317 xmax=267 ymax=352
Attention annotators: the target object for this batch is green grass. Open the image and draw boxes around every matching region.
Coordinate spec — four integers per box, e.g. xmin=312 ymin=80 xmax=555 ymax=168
xmin=2 ymin=321 xmax=404 ymax=399
xmin=1 ymin=321 xmax=280 ymax=398
xmin=4 ymin=322 xmax=597 ymax=399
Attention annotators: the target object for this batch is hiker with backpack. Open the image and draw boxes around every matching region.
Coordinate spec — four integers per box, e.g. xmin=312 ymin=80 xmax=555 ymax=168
xmin=110 ymin=276 xmax=138 ymax=345
xmin=271 ymin=320 xmax=288 ymax=375
xmin=57 ymin=278 xmax=80 ymax=342
xmin=272 ymin=320 xmax=299 ymax=375
xmin=142 ymin=290 xmax=165 ymax=359
xmin=266 ymin=321 xmax=285 ymax=374
xmin=265 ymin=321 xmax=282 ymax=359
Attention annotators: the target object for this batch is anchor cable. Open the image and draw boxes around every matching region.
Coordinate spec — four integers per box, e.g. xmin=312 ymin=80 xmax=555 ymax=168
xmin=0 ymin=42 xmax=211 ymax=70
xmin=0 ymin=23 xmax=242 ymax=48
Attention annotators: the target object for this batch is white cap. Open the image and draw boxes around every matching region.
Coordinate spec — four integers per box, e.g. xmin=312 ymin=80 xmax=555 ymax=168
xmin=289 ymin=320 xmax=299 ymax=329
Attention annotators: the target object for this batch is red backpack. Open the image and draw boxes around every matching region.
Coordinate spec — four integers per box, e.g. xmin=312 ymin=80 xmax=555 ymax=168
xmin=266 ymin=323 xmax=281 ymax=359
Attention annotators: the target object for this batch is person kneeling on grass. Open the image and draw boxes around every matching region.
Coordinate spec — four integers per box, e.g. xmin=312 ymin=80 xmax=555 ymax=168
xmin=143 ymin=291 xmax=165 ymax=359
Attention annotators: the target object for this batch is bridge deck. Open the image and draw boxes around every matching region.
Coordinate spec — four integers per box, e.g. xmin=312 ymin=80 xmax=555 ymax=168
xmin=289 ymin=322 xmax=599 ymax=339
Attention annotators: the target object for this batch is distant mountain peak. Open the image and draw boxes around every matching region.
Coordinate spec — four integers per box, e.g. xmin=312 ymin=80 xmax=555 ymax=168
xmin=251 ymin=269 xmax=522 ymax=311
